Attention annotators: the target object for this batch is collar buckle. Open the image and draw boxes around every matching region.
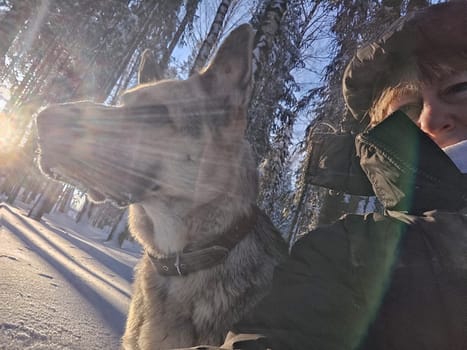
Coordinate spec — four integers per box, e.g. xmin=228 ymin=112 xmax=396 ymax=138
xmin=175 ymin=253 xmax=183 ymax=276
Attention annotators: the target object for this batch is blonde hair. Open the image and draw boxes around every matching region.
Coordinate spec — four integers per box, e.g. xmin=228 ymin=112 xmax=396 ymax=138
xmin=369 ymin=82 xmax=419 ymax=126
xmin=368 ymin=63 xmax=419 ymax=126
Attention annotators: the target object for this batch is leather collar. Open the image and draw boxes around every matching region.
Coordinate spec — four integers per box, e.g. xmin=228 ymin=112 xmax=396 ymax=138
xmin=147 ymin=205 xmax=260 ymax=277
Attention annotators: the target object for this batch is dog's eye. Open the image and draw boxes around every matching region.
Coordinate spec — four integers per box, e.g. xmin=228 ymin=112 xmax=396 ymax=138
xmin=151 ymin=105 xmax=169 ymax=115
xmin=125 ymin=105 xmax=171 ymax=125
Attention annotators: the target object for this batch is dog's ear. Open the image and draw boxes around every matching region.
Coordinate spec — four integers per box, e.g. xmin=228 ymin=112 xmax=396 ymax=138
xmin=138 ymin=49 xmax=161 ymax=84
xmin=200 ymin=24 xmax=254 ymax=99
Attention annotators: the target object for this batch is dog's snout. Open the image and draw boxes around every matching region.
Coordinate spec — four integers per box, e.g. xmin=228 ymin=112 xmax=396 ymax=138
xmin=37 ymin=105 xmax=84 ymax=140
xmin=37 ymin=107 xmax=63 ymax=136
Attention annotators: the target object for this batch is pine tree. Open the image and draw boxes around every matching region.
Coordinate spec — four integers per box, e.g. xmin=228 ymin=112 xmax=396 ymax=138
xmin=0 ymin=0 xmax=34 ymax=63
xmin=248 ymin=0 xmax=336 ymax=236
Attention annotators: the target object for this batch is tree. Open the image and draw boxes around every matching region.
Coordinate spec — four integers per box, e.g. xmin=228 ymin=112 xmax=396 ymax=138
xmin=56 ymin=185 xmax=73 ymax=213
xmin=190 ymin=0 xmax=233 ymax=75
xmin=106 ymin=209 xmax=129 ymax=247
xmin=0 ymin=0 xmax=34 ymax=63
xmin=247 ymin=0 xmax=336 ymax=236
xmin=1 ymin=1 xmax=186 ymax=222
xmin=106 ymin=0 xmax=190 ymax=101
xmin=28 ymin=181 xmax=63 ymax=220
xmin=159 ymin=0 xmax=201 ymax=78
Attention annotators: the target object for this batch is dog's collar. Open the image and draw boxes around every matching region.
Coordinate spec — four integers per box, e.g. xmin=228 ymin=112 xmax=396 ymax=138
xmin=146 ymin=205 xmax=260 ymax=277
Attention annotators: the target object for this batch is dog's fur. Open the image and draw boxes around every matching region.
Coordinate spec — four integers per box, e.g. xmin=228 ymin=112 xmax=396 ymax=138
xmin=36 ymin=24 xmax=287 ymax=349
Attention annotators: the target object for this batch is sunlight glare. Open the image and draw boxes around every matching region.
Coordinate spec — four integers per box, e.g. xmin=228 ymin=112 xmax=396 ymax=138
xmin=0 ymin=85 xmax=10 ymax=111
xmin=0 ymin=113 xmax=16 ymax=152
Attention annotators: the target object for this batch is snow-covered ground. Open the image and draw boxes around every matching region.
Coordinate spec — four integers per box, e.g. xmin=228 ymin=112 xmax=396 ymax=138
xmin=0 ymin=204 xmax=141 ymax=349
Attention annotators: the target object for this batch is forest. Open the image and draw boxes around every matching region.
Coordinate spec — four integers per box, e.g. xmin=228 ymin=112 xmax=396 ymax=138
xmin=0 ymin=0 xmax=437 ymax=248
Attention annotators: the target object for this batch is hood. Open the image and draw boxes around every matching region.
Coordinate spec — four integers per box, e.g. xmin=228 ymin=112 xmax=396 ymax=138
xmin=356 ymin=111 xmax=467 ymax=214
xmin=343 ymin=1 xmax=467 ymax=121
xmin=306 ymin=2 xmax=467 ymax=206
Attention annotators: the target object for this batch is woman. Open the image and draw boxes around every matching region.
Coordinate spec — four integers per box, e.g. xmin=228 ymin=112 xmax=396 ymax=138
xmin=181 ymin=2 xmax=467 ymax=349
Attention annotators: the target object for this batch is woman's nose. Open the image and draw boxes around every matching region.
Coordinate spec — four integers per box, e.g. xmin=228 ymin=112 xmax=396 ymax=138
xmin=418 ymin=97 xmax=455 ymax=140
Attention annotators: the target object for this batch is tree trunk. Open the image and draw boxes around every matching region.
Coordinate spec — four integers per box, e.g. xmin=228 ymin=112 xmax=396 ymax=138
xmin=286 ymin=126 xmax=316 ymax=245
xmin=57 ymin=185 xmax=74 ymax=213
xmin=6 ymin=32 xmax=60 ymax=111
xmin=250 ymin=0 xmax=288 ymax=81
xmin=5 ymin=173 xmax=28 ymax=205
xmin=28 ymin=182 xmax=61 ymax=221
xmin=189 ymin=0 xmax=232 ymax=76
xmin=245 ymin=0 xmax=288 ymax=163
xmin=106 ymin=209 xmax=129 ymax=247
xmin=0 ymin=2 xmax=34 ymax=60
xmin=75 ymin=197 xmax=92 ymax=223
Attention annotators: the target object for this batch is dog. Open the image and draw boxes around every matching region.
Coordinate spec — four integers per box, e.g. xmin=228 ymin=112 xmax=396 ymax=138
xmin=36 ymin=24 xmax=287 ymax=349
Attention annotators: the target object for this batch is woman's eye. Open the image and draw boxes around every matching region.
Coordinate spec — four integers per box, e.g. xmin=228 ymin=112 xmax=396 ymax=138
xmin=445 ymin=82 xmax=467 ymax=95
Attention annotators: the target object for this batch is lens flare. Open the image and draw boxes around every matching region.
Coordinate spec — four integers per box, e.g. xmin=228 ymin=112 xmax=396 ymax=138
xmin=0 ymin=114 xmax=16 ymax=153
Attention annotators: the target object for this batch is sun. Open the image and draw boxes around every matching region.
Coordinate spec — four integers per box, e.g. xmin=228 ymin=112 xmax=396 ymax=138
xmin=0 ymin=113 xmax=16 ymax=153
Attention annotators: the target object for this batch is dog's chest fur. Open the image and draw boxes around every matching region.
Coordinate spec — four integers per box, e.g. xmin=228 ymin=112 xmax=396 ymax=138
xmin=124 ymin=209 xmax=286 ymax=349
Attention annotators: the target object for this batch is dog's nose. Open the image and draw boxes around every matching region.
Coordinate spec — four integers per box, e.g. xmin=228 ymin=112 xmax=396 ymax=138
xmin=35 ymin=105 xmax=82 ymax=172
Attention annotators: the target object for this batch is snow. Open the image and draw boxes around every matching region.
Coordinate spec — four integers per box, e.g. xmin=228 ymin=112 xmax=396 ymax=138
xmin=0 ymin=204 xmax=141 ymax=349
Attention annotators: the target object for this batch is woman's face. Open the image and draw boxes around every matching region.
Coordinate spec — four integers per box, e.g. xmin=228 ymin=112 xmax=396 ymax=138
xmin=386 ymin=71 xmax=467 ymax=148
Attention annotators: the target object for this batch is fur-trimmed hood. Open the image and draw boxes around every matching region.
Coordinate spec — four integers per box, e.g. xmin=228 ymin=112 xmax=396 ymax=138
xmin=308 ymin=2 xmax=467 ymax=210
xmin=343 ymin=1 xmax=467 ymax=121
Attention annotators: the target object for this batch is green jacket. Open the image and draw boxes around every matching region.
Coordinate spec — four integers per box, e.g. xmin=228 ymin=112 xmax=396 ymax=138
xmin=221 ymin=3 xmax=467 ymax=348
xmin=226 ymin=112 xmax=467 ymax=350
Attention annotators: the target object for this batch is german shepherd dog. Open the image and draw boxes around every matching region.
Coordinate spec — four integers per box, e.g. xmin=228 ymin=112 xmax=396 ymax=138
xmin=36 ymin=24 xmax=287 ymax=349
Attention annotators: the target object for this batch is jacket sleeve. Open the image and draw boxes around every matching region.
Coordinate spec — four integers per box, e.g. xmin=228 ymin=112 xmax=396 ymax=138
xmin=229 ymin=214 xmax=405 ymax=350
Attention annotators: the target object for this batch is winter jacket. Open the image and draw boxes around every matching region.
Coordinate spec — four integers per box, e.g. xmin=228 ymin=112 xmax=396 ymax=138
xmin=222 ymin=3 xmax=467 ymax=348
xmin=220 ymin=111 xmax=467 ymax=350
xmin=179 ymin=3 xmax=467 ymax=349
